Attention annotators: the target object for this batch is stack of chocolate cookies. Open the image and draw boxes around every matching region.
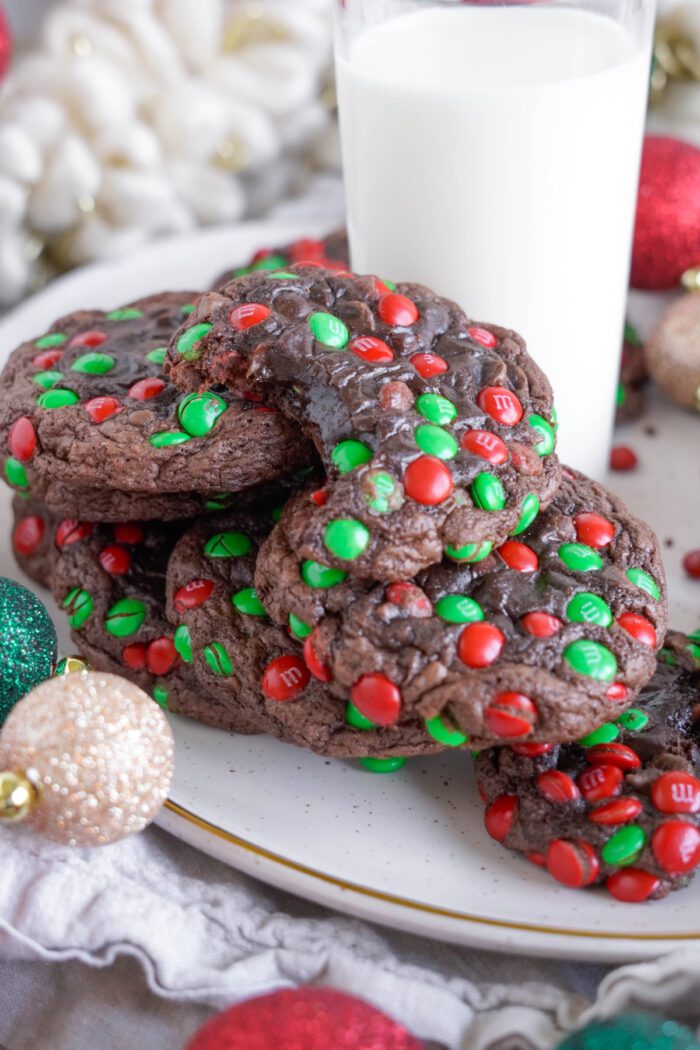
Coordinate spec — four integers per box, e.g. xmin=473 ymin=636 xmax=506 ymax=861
xmin=3 ymin=230 xmax=699 ymax=903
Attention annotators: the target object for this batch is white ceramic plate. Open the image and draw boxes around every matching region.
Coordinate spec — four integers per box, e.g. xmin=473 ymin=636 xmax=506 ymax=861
xmin=1 ymin=221 xmax=698 ymax=964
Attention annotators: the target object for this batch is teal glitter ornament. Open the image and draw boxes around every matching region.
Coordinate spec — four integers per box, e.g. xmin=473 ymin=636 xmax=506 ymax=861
xmin=0 ymin=577 xmax=57 ymax=723
xmin=558 ymin=1014 xmax=700 ymax=1050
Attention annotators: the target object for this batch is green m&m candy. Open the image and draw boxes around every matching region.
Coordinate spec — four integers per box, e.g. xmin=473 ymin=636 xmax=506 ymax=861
xmin=33 ymin=370 xmax=64 ymax=389
xmin=559 ymin=543 xmax=603 ymax=572
xmin=346 ymin=701 xmax=375 ymax=730
xmin=176 ymin=322 xmax=212 ymax=361
xmin=309 ymin=312 xmax=349 ymax=349
xmin=414 ymin=424 xmax=458 ymax=460
xmin=104 ymin=597 xmax=146 ymax=637
xmin=323 ymin=519 xmax=370 ymax=561
xmin=149 ymin=432 xmax=191 ymax=448
xmin=174 ymin=624 xmax=192 ymax=663
xmin=425 ymin=714 xmax=468 ymax=747
xmin=153 ymin=684 xmax=169 ymax=709
xmin=360 ymin=756 xmax=407 ymax=774
xmin=205 ymin=532 xmax=252 ymax=558
xmin=146 ymin=347 xmax=167 ymax=365
xmin=4 ymin=457 xmax=28 ymax=490
xmin=301 ymin=560 xmax=348 ymax=589
xmin=511 ymin=493 xmax=540 ymax=536
xmin=62 ymin=587 xmax=93 ymax=629
xmin=564 ymin=639 xmax=617 ymax=681
xmin=71 ymin=352 xmax=116 ymax=375
xmin=616 ymin=708 xmax=649 ymax=732
xmin=566 ymin=593 xmax=613 ymax=627
xmin=626 ymin=567 xmax=661 ymax=601
xmin=35 ymin=332 xmax=67 ymax=349
xmin=178 ymin=391 xmax=227 ymax=437
xmin=203 ymin=642 xmax=233 ymax=676
xmin=578 ymin=722 xmax=620 ymax=747
xmin=529 ymin=414 xmax=556 ymax=456
xmin=289 ymin=613 xmax=312 ymax=640
xmin=471 ymin=473 xmax=506 ymax=512
xmin=444 ymin=540 xmax=493 ymax=563
xmin=232 ymin=587 xmax=266 ymax=617
xmin=362 ymin=471 xmax=401 ymax=514
xmin=36 ymin=389 xmax=80 ymax=409
xmin=331 ymin=439 xmax=372 ymax=474
xmin=435 ymin=594 xmax=484 ymax=624
xmin=616 ymin=384 xmax=626 ymax=408
xmin=181 ymin=304 xmax=195 ymax=315
xmin=266 ymin=272 xmax=300 ymax=280
xmin=601 ymin=825 xmax=647 ymax=867
xmin=107 ymin=307 xmax=143 ymax=321
xmin=252 ymin=253 xmax=287 ymax=271
xmin=415 ymin=393 xmax=457 ymax=425
xmin=204 ymin=494 xmax=234 ymax=512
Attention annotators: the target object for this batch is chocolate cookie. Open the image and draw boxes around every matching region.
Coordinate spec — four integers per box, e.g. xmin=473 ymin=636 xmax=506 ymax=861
xmin=166 ymin=267 xmax=560 ymax=581
xmin=476 ymin=633 xmax=700 ymax=903
xmin=165 ymin=508 xmax=442 ymax=759
xmin=11 ymin=494 xmax=54 ymax=588
xmin=212 ymin=229 xmax=349 ymax=289
xmin=616 ymin=322 xmax=648 ymax=424
xmin=0 ymin=291 xmax=313 ymax=497
xmin=255 ymin=469 xmax=668 ymax=748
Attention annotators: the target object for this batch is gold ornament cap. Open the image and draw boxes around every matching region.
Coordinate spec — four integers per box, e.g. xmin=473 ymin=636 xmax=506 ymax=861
xmin=0 ymin=771 xmax=37 ymax=823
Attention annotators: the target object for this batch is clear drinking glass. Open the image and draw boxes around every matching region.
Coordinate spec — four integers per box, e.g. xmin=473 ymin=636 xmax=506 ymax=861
xmin=334 ymin=0 xmax=656 ymax=479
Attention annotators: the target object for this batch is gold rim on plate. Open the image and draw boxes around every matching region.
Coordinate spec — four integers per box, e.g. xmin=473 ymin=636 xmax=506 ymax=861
xmin=165 ymin=800 xmax=700 ymax=943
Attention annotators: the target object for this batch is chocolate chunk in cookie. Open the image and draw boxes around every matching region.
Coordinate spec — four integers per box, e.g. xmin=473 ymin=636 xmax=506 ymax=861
xmin=166 ymin=267 xmax=560 ymax=581
xmin=255 ymin=469 xmax=668 ymax=748
xmin=476 ymin=634 xmax=700 ymax=902
xmin=165 ymin=508 xmax=442 ymax=758
xmin=0 ymin=291 xmax=313 ymax=498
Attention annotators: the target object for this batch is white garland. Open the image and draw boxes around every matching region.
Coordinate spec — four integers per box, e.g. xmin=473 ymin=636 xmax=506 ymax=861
xmin=0 ymin=0 xmax=334 ymax=304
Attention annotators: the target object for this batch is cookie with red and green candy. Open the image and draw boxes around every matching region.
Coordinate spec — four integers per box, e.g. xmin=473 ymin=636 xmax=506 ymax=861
xmin=255 ymin=469 xmax=668 ymax=750
xmin=165 ymin=507 xmax=443 ymax=761
xmin=0 ymin=290 xmax=314 ymax=501
xmin=616 ymin=322 xmax=648 ymax=424
xmin=476 ymin=633 xmax=700 ymax=904
xmin=211 ymin=228 xmax=350 ymax=290
xmin=165 ymin=265 xmax=561 ymax=582
xmin=11 ymin=493 xmax=55 ymax=589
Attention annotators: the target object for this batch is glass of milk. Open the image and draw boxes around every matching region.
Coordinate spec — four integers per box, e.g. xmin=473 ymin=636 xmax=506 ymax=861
xmin=335 ymin=0 xmax=655 ymax=479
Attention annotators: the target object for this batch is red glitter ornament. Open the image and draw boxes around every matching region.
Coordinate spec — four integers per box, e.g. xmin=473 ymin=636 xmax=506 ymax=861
xmin=186 ymin=988 xmax=425 ymax=1050
xmin=0 ymin=5 xmax=11 ymax=81
xmin=631 ymin=136 xmax=700 ymax=291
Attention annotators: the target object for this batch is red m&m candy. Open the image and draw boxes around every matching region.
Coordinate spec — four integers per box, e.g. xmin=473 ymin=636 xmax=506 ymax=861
xmin=113 ymin=524 xmax=144 ymax=544
xmin=522 ymin=611 xmax=562 ymax=638
xmin=606 ymin=682 xmax=629 ymax=703
xmin=385 ymin=581 xmax=432 ymax=617
xmin=497 ymin=541 xmax=539 ymax=573
xmin=536 ymin=770 xmax=580 ymax=803
xmin=32 ymin=348 xmax=63 ymax=369
xmin=173 ymin=578 xmax=213 ymax=612
xmin=477 ymin=387 xmax=523 ymax=426
xmin=230 ymin=303 xmax=270 ymax=330
xmin=98 ymin=544 xmax=132 ymax=575
xmin=684 ymin=550 xmax=700 ymax=579
xmin=511 ymin=742 xmax=554 ymax=758
xmin=146 ymin=637 xmax=179 ymax=676
xmin=588 ymin=797 xmax=643 ymax=825
xmin=484 ymin=692 xmax=537 ymax=738
xmin=403 ymin=456 xmax=453 ymax=505
xmin=652 ymin=821 xmax=700 ymax=875
xmin=350 ymin=336 xmax=394 ymax=363
xmin=577 ymin=763 xmax=623 ymax=803
xmin=484 ymin=795 xmax=519 ymax=842
xmin=652 ymin=771 xmax=700 ymax=814
xmin=12 ymin=515 xmax=44 ymax=556
xmin=410 ymin=352 xmax=448 ymax=378
xmin=546 ymin=839 xmax=600 ymax=888
xmin=458 ymin=623 xmax=504 ymax=668
xmin=587 ymin=743 xmax=641 ymax=771
xmin=461 ymin=430 xmax=508 ymax=465
xmin=122 ymin=643 xmax=147 ymax=670
xmin=610 ymin=445 xmax=637 ymax=471
xmin=262 ymin=655 xmax=310 ymax=701
xmin=303 ymin=631 xmax=332 ymax=683
xmin=377 ymin=293 xmax=418 ymax=327
xmin=351 ymin=673 xmax=402 ymax=726
xmin=8 ymin=417 xmax=36 ymax=462
xmin=606 ymin=869 xmax=661 ymax=903
xmin=55 ymin=519 xmax=93 ymax=548
xmin=128 ymin=377 xmax=166 ymax=400
xmin=69 ymin=329 xmax=108 ymax=348
xmin=85 ymin=396 xmax=122 ymax=423
xmin=574 ymin=512 xmax=615 ymax=549
xmin=616 ymin=612 xmax=657 ymax=649
xmin=467 ymin=326 xmax=498 ymax=348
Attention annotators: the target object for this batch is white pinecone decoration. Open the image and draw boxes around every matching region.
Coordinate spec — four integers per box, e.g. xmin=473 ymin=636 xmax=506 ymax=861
xmin=0 ymin=0 xmax=334 ymax=305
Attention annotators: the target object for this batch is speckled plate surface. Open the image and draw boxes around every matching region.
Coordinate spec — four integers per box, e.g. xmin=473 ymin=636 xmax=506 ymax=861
xmin=0 ymin=224 xmax=698 ymax=963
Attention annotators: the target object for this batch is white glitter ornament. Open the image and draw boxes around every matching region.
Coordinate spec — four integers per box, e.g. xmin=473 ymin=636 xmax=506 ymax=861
xmin=0 ymin=0 xmax=334 ymax=304
xmin=0 ymin=671 xmax=174 ymax=846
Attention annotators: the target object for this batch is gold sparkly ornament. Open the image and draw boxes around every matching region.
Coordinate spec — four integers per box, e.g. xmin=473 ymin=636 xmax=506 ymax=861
xmin=0 ymin=671 xmax=174 ymax=846
xmin=645 ymin=291 xmax=700 ymax=411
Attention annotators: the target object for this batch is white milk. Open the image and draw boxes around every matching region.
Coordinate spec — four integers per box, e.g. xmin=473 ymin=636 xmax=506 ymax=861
xmin=336 ymin=6 xmax=652 ymax=478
